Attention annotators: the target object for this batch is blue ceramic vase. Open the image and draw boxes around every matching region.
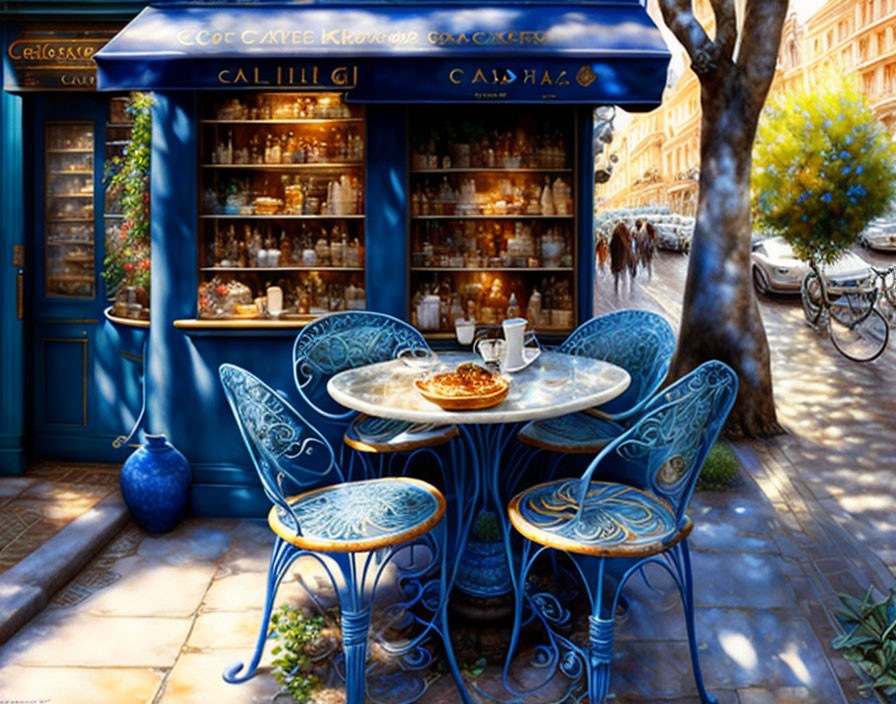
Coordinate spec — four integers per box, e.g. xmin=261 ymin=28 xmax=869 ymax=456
xmin=454 ymin=539 xmax=513 ymax=597
xmin=120 ymin=433 xmax=191 ymax=532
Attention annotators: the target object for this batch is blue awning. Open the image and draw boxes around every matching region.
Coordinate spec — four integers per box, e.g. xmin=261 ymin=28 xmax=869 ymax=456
xmin=95 ymin=3 xmax=671 ymax=107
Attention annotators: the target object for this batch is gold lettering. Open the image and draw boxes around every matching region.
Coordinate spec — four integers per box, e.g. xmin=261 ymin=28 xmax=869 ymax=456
xmin=233 ymin=68 xmax=248 ymax=84
xmin=217 ymin=69 xmax=232 ymax=84
xmin=540 ymin=69 xmax=553 ymax=86
xmin=472 ymin=32 xmax=488 ymax=45
xmin=225 ymin=32 xmax=235 ymax=44
xmin=472 ymin=68 xmax=487 ymax=84
xmin=312 ymin=66 xmax=319 ymax=84
xmin=449 ymin=68 xmax=464 ymax=84
xmin=241 ymin=30 xmax=257 ymax=45
xmin=289 ymin=67 xmax=295 ymax=84
xmin=556 ymin=70 xmax=570 ymax=86
xmin=331 ymin=66 xmax=348 ymax=86
xmin=277 ymin=66 xmax=282 ymax=85
xmin=177 ymin=30 xmax=194 ymax=46
xmin=427 ymin=32 xmax=439 ymax=44
xmin=253 ymin=67 xmax=261 ymax=83
xmin=196 ymin=30 xmax=211 ymax=46
xmin=524 ymin=69 xmax=536 ymax=84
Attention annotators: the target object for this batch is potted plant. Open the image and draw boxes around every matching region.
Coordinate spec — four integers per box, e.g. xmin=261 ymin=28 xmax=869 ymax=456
xmin=103 ymin=92 xmax=152 ymax=320
xmin=832 ymin=587 xmax=896 ymax=702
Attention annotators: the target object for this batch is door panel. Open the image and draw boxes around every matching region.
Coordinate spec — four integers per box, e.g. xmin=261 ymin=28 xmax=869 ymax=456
xmin=29 ymin=95 xmax=136 ymax=461
xmin=40 ymin=337 xmax=88 ymax=427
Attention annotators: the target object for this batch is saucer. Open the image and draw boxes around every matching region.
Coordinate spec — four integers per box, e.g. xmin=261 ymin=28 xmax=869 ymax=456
xmin=501 ymin=347 xmax=541 ymax=373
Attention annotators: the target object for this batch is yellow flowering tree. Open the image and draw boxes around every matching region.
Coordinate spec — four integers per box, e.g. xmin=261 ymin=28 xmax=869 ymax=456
xmin=753 ymin=76 xmax=896 ymax=265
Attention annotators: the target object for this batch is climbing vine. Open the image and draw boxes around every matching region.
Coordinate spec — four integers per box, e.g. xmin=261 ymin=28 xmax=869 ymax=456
xmin=103 ymin=92 xmax=152 ymax=295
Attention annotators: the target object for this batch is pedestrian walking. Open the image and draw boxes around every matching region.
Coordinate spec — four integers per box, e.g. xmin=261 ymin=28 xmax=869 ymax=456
xmin=609 ymin=220 xmax=634 ymax=295
xmin=596 ymin=234 xmax=609 ymax=271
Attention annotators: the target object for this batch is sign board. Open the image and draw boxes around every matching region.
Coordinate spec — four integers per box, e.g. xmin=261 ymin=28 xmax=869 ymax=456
xmin=6 ymin=26 xmax=119 ymax=91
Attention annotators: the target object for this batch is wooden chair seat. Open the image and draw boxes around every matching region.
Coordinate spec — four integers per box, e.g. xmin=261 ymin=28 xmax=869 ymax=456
xmin=268 ymin=476 xmax=446 ymax=553
xmin=508 ymin=479 xmax=691 ymax=557
xmin=517 ymin=412 xmax=625 ymax=454
xmin=344 ymin=414 xmax=459 ymax=453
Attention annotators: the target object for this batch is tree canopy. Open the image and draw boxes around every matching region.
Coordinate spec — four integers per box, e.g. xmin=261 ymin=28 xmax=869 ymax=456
xmin=752 ymin=75 xmax=896 ymax=265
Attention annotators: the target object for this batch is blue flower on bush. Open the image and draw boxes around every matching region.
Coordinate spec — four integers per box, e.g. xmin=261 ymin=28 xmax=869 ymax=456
xmin=821 ymin=192 xmax=833 ymax=202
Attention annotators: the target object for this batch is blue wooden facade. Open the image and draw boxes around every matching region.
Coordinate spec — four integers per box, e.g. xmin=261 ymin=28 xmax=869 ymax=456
xmin=1 ymin=0 xmax=669 ymax=517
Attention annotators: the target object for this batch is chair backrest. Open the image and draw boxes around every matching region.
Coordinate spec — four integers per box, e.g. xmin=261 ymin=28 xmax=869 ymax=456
xmin=559 ymin=310 xmax=676 ymax=419
xmin=219 ymin=363 xmax=344 ymax=532
xmin=578 ymin=360 xmax=738 ymax=520
xmin=292 ymin=311 xmax=428 ymax=422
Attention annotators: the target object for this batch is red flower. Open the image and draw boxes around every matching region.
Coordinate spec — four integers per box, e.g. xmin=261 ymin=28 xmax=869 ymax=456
xmin=124 ymin=261 xmax=134 ymax=272
xmin=138 ymin=259 xmax=151 ymax=270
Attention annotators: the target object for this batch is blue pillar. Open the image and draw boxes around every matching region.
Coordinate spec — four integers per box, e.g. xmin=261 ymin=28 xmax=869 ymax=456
xmin=0 ymin=26 xmax=26 ymax=475
xmin=147 ymin=92 xmax=199 ymax=441
xmin=364 ymin=104 xmax=408 ymax=320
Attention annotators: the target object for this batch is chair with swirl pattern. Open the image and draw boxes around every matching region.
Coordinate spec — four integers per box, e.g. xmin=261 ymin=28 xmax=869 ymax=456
xmin=506 ymin=360 xmax=737 ymax=704
xmin=516 ymin=309 xmax=676 ymax=458
xmin=218 ymin=363 xmax=446 ymax=704
xmin=293 ymin=311 xmax=458 ymax=476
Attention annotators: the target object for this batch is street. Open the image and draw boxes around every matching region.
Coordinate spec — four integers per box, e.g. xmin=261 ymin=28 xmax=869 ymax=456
xmin=595 ymin=245 xmax=896 ymax=578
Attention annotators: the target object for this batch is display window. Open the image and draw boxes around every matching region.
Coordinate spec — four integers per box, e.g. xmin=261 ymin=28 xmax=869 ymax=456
xmin=197 ymin=92 xmax=366 ymax=321
xmin=408 ymin=105 xmax=577 ymax=335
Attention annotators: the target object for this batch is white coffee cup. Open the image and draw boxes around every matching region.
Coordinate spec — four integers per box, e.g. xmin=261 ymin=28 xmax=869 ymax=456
xmin=455 ymin=318 xmax=475 ymax=345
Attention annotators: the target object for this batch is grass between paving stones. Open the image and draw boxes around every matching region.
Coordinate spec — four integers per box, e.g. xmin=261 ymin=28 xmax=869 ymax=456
xmin=696 ymin=442 xmax=741 ymax=491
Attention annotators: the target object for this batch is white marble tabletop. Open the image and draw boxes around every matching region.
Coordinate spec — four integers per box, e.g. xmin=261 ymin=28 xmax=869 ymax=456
xmin=326 ymin=351 xmax=631 ymax=425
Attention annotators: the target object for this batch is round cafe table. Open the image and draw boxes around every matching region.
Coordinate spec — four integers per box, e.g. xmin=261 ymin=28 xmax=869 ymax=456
xmin=327 ymin=351 xmax=630 ymax=703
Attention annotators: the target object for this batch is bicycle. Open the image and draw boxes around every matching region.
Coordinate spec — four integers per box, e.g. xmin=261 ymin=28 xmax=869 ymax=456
xmin=800 ymin=262 xmax=889 ymax=362
xmin=869 ymin=265 xmax=896 ymax=326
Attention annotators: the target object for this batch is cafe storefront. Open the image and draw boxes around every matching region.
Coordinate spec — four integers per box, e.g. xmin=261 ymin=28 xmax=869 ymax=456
xmin=1 ymin=0 xmax=670 ymax=516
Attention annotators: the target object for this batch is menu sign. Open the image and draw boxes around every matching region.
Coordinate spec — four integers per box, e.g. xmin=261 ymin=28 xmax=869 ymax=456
xmin=6 ymin=27 xmax=119 ymax=91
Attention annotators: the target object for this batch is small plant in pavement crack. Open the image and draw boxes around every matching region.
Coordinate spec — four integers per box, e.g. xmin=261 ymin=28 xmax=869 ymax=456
xmin=270 ymin=604 xmax=325 ymax=703
xmin=832 ymin=587 xmax=896 ymax=699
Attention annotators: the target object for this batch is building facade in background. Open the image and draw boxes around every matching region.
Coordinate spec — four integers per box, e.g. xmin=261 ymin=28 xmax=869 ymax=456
xmin=600 ymin=0 xmax=896 ymax=213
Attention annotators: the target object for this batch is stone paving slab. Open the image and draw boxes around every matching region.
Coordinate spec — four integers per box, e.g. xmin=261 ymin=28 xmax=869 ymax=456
xmin=0 ymin=665 xmax=164 ymax=704
xmin=158 ymin=649 xmax=282 ymax=704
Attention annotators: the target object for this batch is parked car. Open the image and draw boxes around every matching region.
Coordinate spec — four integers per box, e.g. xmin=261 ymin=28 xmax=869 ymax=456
xmin=751 ymin=236 xmax=875 ymax=295
xmin=859 ymin=219 xmax=896 ymax=252
xmin=656 ymin=223 xmax=691 ymax=252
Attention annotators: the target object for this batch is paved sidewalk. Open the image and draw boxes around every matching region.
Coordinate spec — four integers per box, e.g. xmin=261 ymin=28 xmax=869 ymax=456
xmin=0 ymin=459 xmax=873 ymax=704
xmin=0 ymin=253 xmax=892 ymax=702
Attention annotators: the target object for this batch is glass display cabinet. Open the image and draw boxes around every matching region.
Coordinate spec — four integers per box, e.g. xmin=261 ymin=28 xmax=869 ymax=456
xmin=198 ymin=92 xmax=366 ymax=321
xmin=408 ymin=106 xmax=577 ymax=336
xmin=44 ymin=122 xmax=95 ymax=298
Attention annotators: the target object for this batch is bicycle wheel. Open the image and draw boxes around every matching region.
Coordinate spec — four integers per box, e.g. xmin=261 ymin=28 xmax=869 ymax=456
xmin=829 ymin=308 xmax=889 ymax=362
xmin=801 ymin=271 xmax=823 ymax=326
xmin=829 ymin=288 xmax=877 ymax=326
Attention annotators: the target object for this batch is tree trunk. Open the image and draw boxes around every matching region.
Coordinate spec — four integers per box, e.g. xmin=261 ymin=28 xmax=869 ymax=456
xmin=668 ymin=70 xmax=783 ymax=438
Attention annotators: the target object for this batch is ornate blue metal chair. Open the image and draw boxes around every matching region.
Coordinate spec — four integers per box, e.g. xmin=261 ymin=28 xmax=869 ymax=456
xmin=516 ymin=310 xmax=676 ymax=456
xmin=218 ymin=364 xmax=446 ymax=704
xmin=293 ymin=311 xmax=458 ymax=473
xmin=506 ymin=360 xmax=737 ymax=704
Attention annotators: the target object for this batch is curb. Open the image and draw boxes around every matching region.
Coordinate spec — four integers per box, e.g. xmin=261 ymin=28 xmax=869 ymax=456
xmin=0 ymin=493 xmax=129 ymax=644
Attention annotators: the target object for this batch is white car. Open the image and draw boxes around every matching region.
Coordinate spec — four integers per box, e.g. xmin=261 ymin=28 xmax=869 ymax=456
xmin=859 ymin=220 xmax=896 ymax=252
xmin=751 ymin=237 xmax=874 ymax=295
